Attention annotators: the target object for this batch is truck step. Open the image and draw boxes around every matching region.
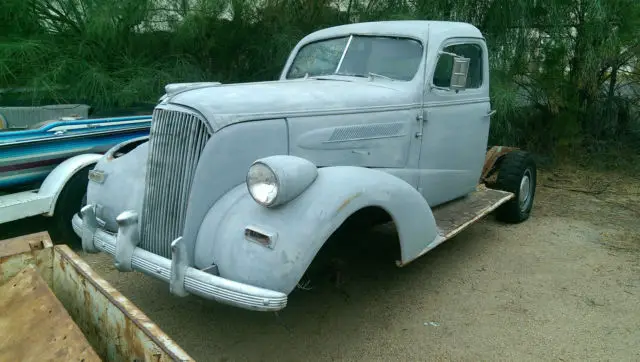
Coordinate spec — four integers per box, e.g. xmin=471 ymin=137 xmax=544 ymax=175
xmin=433 ymin=185 xmax=514 ymax=239
xmin=392 ymin=186 xmax=515 ymax=267
xmin=0 ymin=190 xmax=51 ymax=224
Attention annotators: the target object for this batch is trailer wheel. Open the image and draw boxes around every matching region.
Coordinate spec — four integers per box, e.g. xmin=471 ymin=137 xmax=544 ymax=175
xmin=493 ymin=150 xmax=537 ymax=223
xmin=50 ymin=165 xmax=93 ymax=246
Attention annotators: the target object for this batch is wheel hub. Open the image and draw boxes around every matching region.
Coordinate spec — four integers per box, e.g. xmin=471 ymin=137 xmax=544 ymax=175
xmin=519 ymin=170 xmax=532 ymax=211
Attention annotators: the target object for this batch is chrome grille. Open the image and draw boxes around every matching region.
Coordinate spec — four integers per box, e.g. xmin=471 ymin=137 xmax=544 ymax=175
xmin=140 ymin=108 xmax=211 ymax=258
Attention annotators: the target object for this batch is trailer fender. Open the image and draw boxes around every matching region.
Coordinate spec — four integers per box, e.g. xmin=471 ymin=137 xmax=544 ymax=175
xmin=39 ymin=153 xmax=102 ymax=216
xmin=194 ymin=165 xmax=438 ymax=295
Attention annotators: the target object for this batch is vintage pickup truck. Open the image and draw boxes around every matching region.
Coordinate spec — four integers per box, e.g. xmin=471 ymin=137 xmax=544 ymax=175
xmin=73 ymin=20 xmax=537 ymax=312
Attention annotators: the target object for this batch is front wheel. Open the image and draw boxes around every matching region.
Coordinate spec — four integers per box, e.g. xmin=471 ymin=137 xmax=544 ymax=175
xmin=49 ymin=165 xmax=93 ymax=247
xmin=492 ymin=150 xmax=537 ymax=223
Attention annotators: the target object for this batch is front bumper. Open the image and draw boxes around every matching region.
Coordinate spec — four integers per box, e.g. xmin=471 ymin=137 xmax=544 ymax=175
xmin=72 ymin=205 xmax=288 ymax=312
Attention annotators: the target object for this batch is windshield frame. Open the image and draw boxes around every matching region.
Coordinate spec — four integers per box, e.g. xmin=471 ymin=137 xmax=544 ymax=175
xmin=284 ymin=34 xmax=426 ymax=82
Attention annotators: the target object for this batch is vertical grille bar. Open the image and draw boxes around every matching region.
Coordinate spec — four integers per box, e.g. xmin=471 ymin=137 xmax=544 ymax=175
xmin=140 ymin=109 xmax=211 ymax=258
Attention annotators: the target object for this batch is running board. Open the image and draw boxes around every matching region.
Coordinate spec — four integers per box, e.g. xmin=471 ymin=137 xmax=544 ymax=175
xmin=397 ymin=186 xmax=514 ymax=267
xmin=433 ymin=186 xmax=514 ymax=239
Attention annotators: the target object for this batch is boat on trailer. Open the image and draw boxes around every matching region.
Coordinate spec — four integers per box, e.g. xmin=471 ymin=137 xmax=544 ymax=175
xmin=0 ymin=115 xmax=151 ymax=190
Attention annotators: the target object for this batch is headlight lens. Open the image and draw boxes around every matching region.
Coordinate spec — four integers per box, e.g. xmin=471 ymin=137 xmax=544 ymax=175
xmin=246 ymin=162 xmax=279 ymax=206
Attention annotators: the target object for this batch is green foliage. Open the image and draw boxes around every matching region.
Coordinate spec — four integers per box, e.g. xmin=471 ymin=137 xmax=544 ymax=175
xmin=0 ymin=0 xmax=638 ymax=160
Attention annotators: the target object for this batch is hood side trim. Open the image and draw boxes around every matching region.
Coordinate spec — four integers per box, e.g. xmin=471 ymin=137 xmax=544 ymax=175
xmin=171 ymin=102 xmax=423 ymax=132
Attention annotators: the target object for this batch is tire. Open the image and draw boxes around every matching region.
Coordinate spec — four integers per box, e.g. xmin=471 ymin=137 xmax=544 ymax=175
xmin=49 ymin=165 xmax=93 ymax=247
xmin=492 ymin=150 xmax=537 ymax=223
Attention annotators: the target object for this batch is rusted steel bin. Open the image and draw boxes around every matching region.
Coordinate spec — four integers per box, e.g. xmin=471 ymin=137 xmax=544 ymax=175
xmin=0 ymin=232 xmax=193 ymax=361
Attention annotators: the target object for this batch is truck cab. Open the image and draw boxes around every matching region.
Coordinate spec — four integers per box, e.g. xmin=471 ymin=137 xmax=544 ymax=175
xmin=73 ymin=20 xmax=536 ymax=312
xmin=279 ymin=21 xmax=491 ymax=206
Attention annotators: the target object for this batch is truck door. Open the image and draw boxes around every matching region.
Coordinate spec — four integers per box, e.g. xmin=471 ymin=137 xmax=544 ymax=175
xmin=285 ymin=35 xmax=426 ymax=188
xmin=418 ymin=39 xmax=492 ymax=207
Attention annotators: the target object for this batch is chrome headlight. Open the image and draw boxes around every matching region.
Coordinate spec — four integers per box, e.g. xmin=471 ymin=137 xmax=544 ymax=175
xmin=246 ymin=162 xmax=279 ymax=206
xmin=246 ymin=155 xmax=318 ymax=208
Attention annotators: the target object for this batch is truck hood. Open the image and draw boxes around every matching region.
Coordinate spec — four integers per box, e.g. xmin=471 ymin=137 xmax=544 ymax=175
xmin=165 ymin=79 xmax=416 ymax=131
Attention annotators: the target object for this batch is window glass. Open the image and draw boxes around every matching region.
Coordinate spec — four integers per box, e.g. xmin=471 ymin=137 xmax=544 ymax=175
xmin=287 ymin=36 xmax=424 ymax=81
xmin=287 ymin=37 xmax=349 ymax=79
xmin=433 ymin=43 xmax=483 ymax=88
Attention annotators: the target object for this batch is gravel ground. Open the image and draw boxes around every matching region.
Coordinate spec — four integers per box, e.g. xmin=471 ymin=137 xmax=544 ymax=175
xmin=2 ymin=168 xmax=639 ymax=361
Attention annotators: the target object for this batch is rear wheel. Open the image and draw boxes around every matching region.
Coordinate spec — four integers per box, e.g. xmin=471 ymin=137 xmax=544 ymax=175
xmin=49 ymin=165 xmax=93 ymax=247
xmin=492 ymin=150 xmax=537 ymax=223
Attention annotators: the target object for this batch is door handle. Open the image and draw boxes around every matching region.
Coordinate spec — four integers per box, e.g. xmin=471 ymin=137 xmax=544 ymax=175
xmin=486 ymin=110 xmax=497 ymax=117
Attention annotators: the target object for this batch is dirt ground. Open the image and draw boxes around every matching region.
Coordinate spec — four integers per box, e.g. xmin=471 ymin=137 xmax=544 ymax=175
xmin=2 ymin=167 xmax=639 ymax=361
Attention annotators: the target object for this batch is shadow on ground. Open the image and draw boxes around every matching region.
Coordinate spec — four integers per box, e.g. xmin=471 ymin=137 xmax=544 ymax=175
xmin=0 ymin=215 xmax=49 ymax=241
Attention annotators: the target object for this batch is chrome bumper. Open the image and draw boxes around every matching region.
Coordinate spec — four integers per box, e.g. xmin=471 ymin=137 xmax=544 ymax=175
xmin=72 ymin=205 xmax=287 ymax=312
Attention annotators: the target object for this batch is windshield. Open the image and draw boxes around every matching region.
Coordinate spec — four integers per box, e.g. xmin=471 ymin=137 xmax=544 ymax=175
xmin=286 ymin=35 xmax=424 ymax=81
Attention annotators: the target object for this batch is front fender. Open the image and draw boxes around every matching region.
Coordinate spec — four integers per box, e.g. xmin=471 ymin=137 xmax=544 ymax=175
xmin=194 ymin=166 xmax=438 ymax=295
xmin=103 ymin=135 xmax=149 ymax=160
xmin=86 ymin=141 xmax=149 ymax=232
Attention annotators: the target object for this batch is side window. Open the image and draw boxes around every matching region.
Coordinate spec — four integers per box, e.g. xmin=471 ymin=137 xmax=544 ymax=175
xmin=432 ymin=43 xmax=483 ymax=89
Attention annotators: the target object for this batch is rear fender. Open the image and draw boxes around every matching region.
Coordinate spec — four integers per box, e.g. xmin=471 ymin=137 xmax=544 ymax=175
xmin=480 ymin=146 xmax=519 ymax=184
xmin=194 ymin=166 xmax=438 ymax=294
xmin=39 ymin=153 xmax=102 ymax=215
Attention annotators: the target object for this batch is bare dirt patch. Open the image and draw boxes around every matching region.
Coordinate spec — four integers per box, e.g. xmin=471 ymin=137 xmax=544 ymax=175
xmin=74 ymin=168 xmax=640 ymax=361
xmin=1 ymin=167 xmax=637 ymax=360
